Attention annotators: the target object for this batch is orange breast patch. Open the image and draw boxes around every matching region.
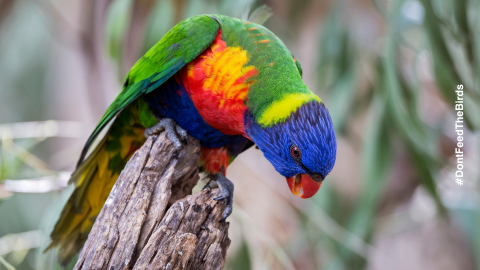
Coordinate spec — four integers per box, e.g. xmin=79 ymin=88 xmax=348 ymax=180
xmin=180 ymin=30 xmax=258 ymax=136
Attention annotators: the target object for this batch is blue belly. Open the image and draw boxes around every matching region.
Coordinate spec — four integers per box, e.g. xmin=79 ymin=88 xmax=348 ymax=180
xmin=145 ymin=76 xmax=248 ymax=152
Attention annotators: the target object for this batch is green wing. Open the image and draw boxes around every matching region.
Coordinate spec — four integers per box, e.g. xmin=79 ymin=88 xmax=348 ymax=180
xmin=77 ymin=15 xmax=219 ymax=166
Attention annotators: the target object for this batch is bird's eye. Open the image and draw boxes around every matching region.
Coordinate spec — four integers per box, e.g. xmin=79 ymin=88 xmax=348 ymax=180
xmin=290 ymin=144 xmax=301 ymax=160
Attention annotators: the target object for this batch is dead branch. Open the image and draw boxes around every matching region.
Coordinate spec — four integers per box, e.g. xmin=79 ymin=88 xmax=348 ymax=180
xmin=73 ymin=132 xmax=231 ymax=270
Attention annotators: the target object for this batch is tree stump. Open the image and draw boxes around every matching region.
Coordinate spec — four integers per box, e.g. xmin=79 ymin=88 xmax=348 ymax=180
xmin=73 ymin=132 xmax=231 ymax=270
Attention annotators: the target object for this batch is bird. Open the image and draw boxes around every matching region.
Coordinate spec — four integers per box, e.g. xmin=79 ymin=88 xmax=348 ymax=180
xmin=48 ymin=14 xmax=337 ymax=265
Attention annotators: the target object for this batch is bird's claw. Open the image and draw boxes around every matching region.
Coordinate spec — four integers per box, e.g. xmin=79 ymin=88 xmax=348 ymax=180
xmin=175 ymin=125 xmax=188 ymax=143
xmin=145 ymin=118 xmax=188 ymax=153
xmin=213 ymin=188 xmax=230 ymax=201
xmin=202 ymin=180 xmax=218 ymax=190
xmin=204 ymin=173 xmax=234 ymax=222
xmin=213 ymin=195 xmax=226 ymax=201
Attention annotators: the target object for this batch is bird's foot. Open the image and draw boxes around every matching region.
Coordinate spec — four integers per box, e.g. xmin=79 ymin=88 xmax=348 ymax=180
xmin=203 ymin=173 xmax=234 ymax=222
xmin=144 ymin=118 xmax=188 ymax=151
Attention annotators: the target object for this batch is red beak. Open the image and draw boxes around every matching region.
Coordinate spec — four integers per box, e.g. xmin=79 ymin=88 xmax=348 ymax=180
xmin=286 ymin=174 xmax=322 ymax=199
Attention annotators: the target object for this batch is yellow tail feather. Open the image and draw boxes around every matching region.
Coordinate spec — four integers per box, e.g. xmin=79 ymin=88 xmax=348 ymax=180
xmin=47 ymin=103 xmax=147 ymax=265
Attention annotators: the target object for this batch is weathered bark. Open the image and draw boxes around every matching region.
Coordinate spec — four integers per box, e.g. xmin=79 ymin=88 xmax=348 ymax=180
xmin=74 ymin=132 xmax=230 ymax=270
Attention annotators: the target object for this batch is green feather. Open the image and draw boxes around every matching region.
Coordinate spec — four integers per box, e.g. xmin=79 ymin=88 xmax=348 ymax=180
xmin=210 ymin=15 xmax=309 ymax=126
xmin=77 ymin=15 xmax=219 ymax=166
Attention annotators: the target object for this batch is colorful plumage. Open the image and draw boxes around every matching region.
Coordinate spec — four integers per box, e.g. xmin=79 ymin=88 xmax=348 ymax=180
xmin=49 ymin=14 xmax=337 ymax=264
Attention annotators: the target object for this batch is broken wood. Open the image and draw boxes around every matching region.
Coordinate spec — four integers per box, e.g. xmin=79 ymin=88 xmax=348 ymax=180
xmin=73 ymin=132 xmax=231 ymax=270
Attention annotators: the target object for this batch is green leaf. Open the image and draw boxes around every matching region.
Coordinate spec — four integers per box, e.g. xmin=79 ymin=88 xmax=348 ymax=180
xmin=383 ymin=0 xmax=445 ymax=214
xmin=419 ymin=0 xmax=479 ymax=131
xmin=105 ymin=0 xmax=133 ymax=62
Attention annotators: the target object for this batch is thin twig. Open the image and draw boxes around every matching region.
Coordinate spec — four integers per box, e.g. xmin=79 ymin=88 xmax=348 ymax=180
xmin=1 ymin=139 xmax=54 ymax=175
xmin=0 ymin=256 xmax=16 ymax=270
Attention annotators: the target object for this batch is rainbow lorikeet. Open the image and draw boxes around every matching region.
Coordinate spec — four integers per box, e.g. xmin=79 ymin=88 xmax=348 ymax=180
xmin=49 ymin=14 xmax=336 ymax=264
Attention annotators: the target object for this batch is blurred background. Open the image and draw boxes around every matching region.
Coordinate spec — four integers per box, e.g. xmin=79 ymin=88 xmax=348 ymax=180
xmin=0 ymin=0 xmax=479 ymax=269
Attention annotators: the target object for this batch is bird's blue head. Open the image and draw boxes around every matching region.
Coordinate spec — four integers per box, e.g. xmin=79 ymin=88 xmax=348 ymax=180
xmin=245 ymin=100 xmax=337 ymax=198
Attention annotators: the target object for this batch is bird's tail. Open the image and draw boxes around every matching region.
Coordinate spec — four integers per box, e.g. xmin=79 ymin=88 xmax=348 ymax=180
xmin=46 ymin=103 xmax=148 ymax=265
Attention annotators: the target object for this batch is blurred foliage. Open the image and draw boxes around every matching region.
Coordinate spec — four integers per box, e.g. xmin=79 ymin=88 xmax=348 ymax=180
xmin=0 ymin=0 xmax=479 ymax=269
